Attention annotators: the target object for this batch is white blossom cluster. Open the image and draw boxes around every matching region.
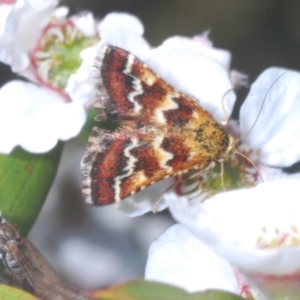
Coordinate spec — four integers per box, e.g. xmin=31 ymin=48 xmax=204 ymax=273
xmin=1 ymin=1 xmax=300 ymax=298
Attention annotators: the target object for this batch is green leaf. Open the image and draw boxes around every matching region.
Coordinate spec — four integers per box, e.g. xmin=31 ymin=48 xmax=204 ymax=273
xmin=89 ymin=280 xmax=244 ymax=300
xmin=77 ymin=108 xmax=97 ymax=143
xmin=0 ymin=143 xmax=63 ymax=235
xmin=0 ymin=284 xmax=40 ymax=300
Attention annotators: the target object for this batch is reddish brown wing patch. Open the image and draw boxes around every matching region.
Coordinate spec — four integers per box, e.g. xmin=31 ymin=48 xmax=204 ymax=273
xmin=94 ymin=45 xmax=207 ymax=127
xmin=82 ymin=45 xmax=231 ymax=205
xmin=82 ymin=126 xmax=195 ymax=205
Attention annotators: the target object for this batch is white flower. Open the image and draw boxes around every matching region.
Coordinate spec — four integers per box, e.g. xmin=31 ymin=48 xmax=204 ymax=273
xmin=145 ymin=224 xmax=241 ymax=294
xmin=168 ymin=179 xmax=300 ymax=297
xmin=240 ymin=67 xmax=300 ymax=167
xmin=0 ymin=0 xmax=149 ymax=153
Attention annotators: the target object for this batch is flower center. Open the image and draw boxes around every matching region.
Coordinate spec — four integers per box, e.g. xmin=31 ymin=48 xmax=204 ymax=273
xmin=176 ymin=151 xmax=258 ymax=201
xmin=30 ymin=19 xmax=99 ymax=97
xmin=257 ymin=225 xmax=300 ymax=249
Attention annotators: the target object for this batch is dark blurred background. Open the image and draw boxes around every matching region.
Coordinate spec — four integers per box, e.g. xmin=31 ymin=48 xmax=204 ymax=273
xmin=67 ymin=0 xmax=300 ymax=78
xmin=2 ymin=0 xmax=300 ymax=86
xmin=2 ymin=0 xmax=300 ymax=291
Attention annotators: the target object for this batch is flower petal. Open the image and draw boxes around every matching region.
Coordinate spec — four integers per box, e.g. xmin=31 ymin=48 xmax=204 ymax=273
xmin=145 ymin=224 xmax=239 ymax=293
xmin=98 ymin=12 xmax=150 ymax=61
xmin=66 ymin=46 xmax=98 ymax=108
xmin=0 ymin=0 xmax=59 ymax=72
xmin=240 ymin=67 xmax=300 ymax=167
xmin=0 ymin=4 xmax=12 ymax=36
xmin=99 ymin=12 xmax=144 ymax=35
xmin=117 ymin=178 xmax=172 ymax=217
xmin=169 ymin=179 xmax=300 ymax=275
xmin=0 ymin=81 xmax=28 ymax=153
xmin=162 ymin=35 xmax=232 ymax=71
xmin=0 ymin=80 xmax=86 ymax=154
xmin=72 ymin=12 xmax=97 ymax=37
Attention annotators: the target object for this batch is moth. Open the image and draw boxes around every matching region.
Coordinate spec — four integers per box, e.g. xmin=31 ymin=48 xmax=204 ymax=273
xmin=81 ymin=45 xmax=237 ymax=206
xmin=0 ymin=216 xmax=90 ymax=300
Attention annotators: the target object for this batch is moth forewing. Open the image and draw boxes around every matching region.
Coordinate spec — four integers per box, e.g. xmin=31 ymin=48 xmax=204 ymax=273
xmin=81 ymin=44 xmax=237 ymax=206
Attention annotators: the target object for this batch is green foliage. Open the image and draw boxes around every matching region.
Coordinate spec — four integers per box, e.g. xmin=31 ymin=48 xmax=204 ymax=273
xmin=0 ymin=143 xmax=63 ymax=235
xmin=0 ymin=285 xmax=39 ymax=300
xmin=89 ymin=280 xmax=244 ymax=300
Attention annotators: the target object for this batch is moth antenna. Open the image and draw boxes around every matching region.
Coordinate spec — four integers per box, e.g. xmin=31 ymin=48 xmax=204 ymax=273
xmin=238 ymin=72 xmax=285 ymax=142
xmin=220 ymin=87 xmax=234 ymax=125
xmin=235 ymin=151 xmax=264 ymax=183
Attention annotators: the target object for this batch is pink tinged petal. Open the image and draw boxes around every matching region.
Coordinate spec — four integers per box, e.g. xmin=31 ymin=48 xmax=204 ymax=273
xmin=145 ymin=43 xmax=235 ymax=123
xmin=0 ymin=80 xmax=86 ymax=154
xmin=169 ymin=179 xmax=300 ymax=276
xmin=145 ymin=224 xmax=239 ymax=293
xmin=0 ymin=0 xmax=17 ymax=4
xmin=257 ymin=164 xmax=300 ymax=182
xmin=0 ymin=0 xmax=59 ymax=71
xmin=242 ymin=272 xmax=300 ymax=299
xmin=117 ymin=178 xmax=172 ymax=217
xmin=192 ymin=31 xmax=213 ymax=47
xmin=240 ymin=67 xmax=300 ymax=167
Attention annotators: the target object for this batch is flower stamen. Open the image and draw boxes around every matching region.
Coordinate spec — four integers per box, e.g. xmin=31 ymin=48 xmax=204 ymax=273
xmin=30 ymin=19 xmax=99 ymax=99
